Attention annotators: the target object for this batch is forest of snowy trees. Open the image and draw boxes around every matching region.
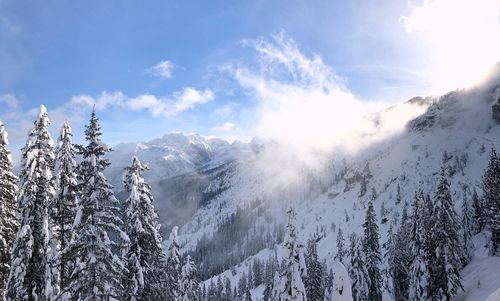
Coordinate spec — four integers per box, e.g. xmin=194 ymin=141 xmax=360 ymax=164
xmin=0 ymin=106 xmax=198 ymax=301
xmin=0 ymin=105 xmax=499 ymax=301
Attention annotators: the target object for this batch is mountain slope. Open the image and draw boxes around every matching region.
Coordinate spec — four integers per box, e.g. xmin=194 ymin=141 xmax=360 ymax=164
xmin=172 ymin=69 xmax=500 ymax=299
xmin=105 ymin=132 xmax=250 ymax=233
xmin=105 ymin=66 xmax=500 ymax=299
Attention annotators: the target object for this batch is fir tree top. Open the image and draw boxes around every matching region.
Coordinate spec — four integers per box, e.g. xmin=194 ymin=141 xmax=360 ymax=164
xmin=79 ymin=108 xmax=111 ymax=167
xmin=0 ymin=120 xmax=9 ymax=146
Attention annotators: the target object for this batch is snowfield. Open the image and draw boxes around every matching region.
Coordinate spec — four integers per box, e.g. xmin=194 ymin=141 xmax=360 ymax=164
xmin=456 ymin=234 xmax=500 ymax=301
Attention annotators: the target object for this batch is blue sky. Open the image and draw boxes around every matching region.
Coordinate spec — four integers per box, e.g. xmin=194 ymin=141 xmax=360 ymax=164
xmin=1 ymin=0 xmax=499 ymax=152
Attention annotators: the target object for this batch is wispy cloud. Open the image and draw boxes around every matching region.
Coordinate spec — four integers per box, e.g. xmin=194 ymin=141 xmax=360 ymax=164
xmin=214 ymin=102 xmax=238 ymax=117
xmin=127 ymin=87 xmax=214 ymax=117
xmin=147 ymin=60 xmax=174 ymax=79
xmin=0 ymin=94 xmax=20 ymax=109
xmin=220 ymin=32 xmax=428 ymax=190
xmin=61 ymin=87 xmax=214 ymax=119
xmin=69 ymin=91 xmax=126 ymax=111
xmin=212 ymin=122 xmax=236 ymax=131
xmin=229 ymin=33 xmax=379 ymax=154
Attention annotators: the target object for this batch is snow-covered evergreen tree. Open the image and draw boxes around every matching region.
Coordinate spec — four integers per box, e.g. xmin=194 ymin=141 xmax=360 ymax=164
xmin=237 ymin=273 xmax=248 ymax=301
xmin=482 ymin=148 xmax=500 ymax=255
xmin=166 ymin=226 xmax=181 ymax=301
xmin=247 ymin=266 xmax=253 ymax=291
xmin=407 ymin=190 xmax=429 ymax=301
xmin=461 ymin=189 xmax=474 ymax=266
xmin=0 ymin=120 xmax=18 ymax=299
xmin=321 ymin=268 xmax=333 ymax=301
xmin=395 ymin=183 xmax=402 ymax=205
xmin=180 ymin=255 xmax=199 ymax=301
xmin=471 ymin=188 xmax=484 ymax=234
xmin=362 ymin=200 xmax=382 ymax=301
xmin=381 ymin=223 xmax=394 ymax=297
xmin=270 ymin=207 xmax=307 ymax=301
xmin=51 ymin=121 xmax=79 ymax=293
xmin=242 ymin=285 xmax=252 ymax=301
xmin=253 ymin=259 xmax=263 ymax=287
xmin=428 ymin=167 xmax=463 ymax=300
xmin=6 ymin=106 xmax=56 ymax=301
xmin=324 ymin=261 xmax=352 ymax=301
xmin=263 ymin=261 xmax=274 ymax=301
xmin=390 ymin=203 xmax=411 ymax=300
xmin=304 ymin=238 xmax=323 ymax=301
xmin=223 ymin=277 xmax=232 ymax=301
xmin=380 ymin=201 xmax=388 ymax=224
xmin=123 ymin=156 xmax=166 ymax=300
xmin=60 ymin=109 xmax=128 ymax=300
xmin=348 ymin=233 xmax=368 ymax=301
xmin=335 ymin=227 xmax=346 ymax=263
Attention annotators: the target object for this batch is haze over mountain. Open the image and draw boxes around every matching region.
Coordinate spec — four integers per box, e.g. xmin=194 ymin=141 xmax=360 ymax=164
xmin=98 ymin=63 xmax=500 ymax=300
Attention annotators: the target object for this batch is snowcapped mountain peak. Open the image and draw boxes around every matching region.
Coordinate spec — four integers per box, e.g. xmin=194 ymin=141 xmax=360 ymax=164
xmin=105 ymin=131 xmax=248 ymax=191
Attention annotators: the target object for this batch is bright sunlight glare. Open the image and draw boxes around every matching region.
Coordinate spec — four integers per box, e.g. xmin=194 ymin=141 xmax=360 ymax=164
xmin=403 ymin=0 xmax=500 ymax=94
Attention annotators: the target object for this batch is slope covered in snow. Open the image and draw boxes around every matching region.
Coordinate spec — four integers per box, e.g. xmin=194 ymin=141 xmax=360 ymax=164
xmin=171 ymin=66 xmax=500 ymax=299
xmin=456 ymin=233 xmax=500 ymax=300
xmin=106 ymin=65 xmax=500 ymax=300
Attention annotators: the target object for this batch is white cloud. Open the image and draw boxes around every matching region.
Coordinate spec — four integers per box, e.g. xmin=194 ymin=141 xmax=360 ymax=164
xmin=233 ymin=34 xmax=377 ymax=152
xmin=214 ymin=102 xmax=238 ymax=117
xmin=148 ymin=60 xmax=174 ymax=79
xmin=225 ymin=32 xmax=428 ymax=179
xmin=171 ymin=87 xmax=214 ymax=113
xmin=127 ymin=94 xmax=165 ymax=116
xmin=402 ymin=0 xmax=500 ymax=94
xmin=126 ymin=87 xmax=214 ymax=117
xmin=0 ymin=94 xmax=20 ymax=109
xmin=69 ymin=91 xmax=126 ymax=111
xmin=55 ymin=87 xmax=214 ymax=119
xmin=212 ymin=122 xmax=236 ymax=131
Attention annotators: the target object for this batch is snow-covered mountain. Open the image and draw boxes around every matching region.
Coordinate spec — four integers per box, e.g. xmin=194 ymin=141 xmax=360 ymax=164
xmin=107 ymin=65 xmax=500 ymax=300
xmin=107 ymin=132 xmax=249 ymax=187
xmin=105 ymin=132 xmax=251 ymax=234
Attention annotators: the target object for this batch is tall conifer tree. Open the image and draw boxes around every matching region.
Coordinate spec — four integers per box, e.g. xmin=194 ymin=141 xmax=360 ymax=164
xmin=270 ymin=207 xmax=308 ymax=301
xmin=482 ymin=148 xmax=500 ymax=254
xmin=362 ymin=200 xmax=382 ymax=301
xmin=61 ymin=109 xmax=128 ymax=300
xmin=180 ymin=255 xmax=199 ymax=301
xmin=391 ymin=203 xmax=411 ymax=300
xmin=348 ymin=233 xmax=368 ymax=301
xmin=52 ymin=121 xmax=79 ymax=293
xmin=0 ymin=121 xmax=18 ymax=300
xmin=428 ymin=167 xmax=462 ymax=300
xmin=335 ymin=227 xmax=346 ymax=263
xmin=461 ymin=189 xmax=474 ymax=266
xmin=166 ymin=226 xmax=181 ymax=301
xmin=304 ymin=238 xmax=323 ymax=301
xmin=6 ymin=106 xmax=56 ymax=301
xmin=408 ymin=190 xmax=429 ymax=300
xmin=123 ymin=156 xmax=166 ymax=300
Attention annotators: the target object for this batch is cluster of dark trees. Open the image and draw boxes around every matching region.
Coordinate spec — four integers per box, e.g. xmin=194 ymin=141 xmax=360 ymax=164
xmin=191 ymin=199 xmax=284 ymax=281
xmin=201 ymin=256 xmax=277 ymax=301
xmin=0 ymin=106 xmax=200 ymax=301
